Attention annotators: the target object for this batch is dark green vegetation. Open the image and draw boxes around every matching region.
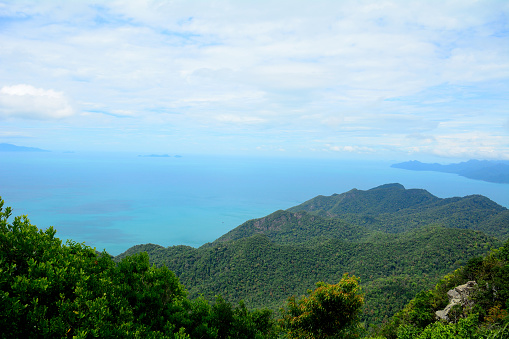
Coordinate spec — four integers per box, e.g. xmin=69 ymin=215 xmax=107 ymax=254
xmin=3 ymin=182 xmax=509 ymax=338
xmin=0 ymin=199 xmax=278 ymax=338
xmin=280 ymin=274 xmax=364 ymax=339
xmin=376 ymin=239 xmax=509 ymax=338
xmin=2 ymin=197 xmax=369 ymax=338
xmin=118 ymin=184 xmax=508 ymax=327
xmin=286 ymin=183 xmax=509 ymax=238
xmin=392 ymin=160 xmax=509 ymax=184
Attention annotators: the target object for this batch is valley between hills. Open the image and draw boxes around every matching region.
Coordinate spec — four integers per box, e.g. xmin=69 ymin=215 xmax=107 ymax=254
xmin=115 ymin=183 xmax=509 ymax=326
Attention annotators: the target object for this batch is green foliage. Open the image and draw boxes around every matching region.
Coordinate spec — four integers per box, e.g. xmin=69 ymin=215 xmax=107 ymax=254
xmin=116 ymin=184 xmax=507 ymax=329
xmin=0 ymin=198 xmax=277 ymax=338
xmin=213 ymin=210 xmax=373 ymax=245
xmin=287 ymin=184 xmax=509 ymax=239
xmin=120 ymin=225 xmax=497 ymax=327
xmin=378 ymin=239 xmax=509 ymax=339
xmin=4 ymin=181 xmax=509 ymax=338
xmin=280 ymin=274 xmax=364 ymax=339
xmin=396 ymin=313 xmax=479 ymax=339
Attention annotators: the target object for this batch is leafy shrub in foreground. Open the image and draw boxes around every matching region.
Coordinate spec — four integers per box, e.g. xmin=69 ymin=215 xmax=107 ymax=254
xmin=279 ymin=273 xmax=364 ymax=339
xmin=0 ymin=198 xmax=277 ymax=338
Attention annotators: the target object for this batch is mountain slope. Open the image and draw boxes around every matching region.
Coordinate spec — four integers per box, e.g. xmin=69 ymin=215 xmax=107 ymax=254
xmin=288 ymin=183 xmax=439 ymax=216
xmin=117 ymin=184 xmax=508 ymax=326
xmin=287 ymin=183 xmax=509 ymax=239
xmin=212 ymin=209 xmax=374 ymax=245
xmin=119 ymin=227 xmax=499 ymax=325
xmin=379 ymin=239 xmax=509 ymax=338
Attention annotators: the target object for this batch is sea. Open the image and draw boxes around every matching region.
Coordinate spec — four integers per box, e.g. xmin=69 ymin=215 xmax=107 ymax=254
xmin=1 ymin=152 xmax=508 ymax=256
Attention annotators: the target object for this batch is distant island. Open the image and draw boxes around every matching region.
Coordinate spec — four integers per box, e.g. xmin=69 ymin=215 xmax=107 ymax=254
xmin=138 ymin=154 xmax=182 ymax=158
xmin=0 ymin=143 xmax=49 ymax=152
xmin=392 ymin=159 xmax=509 ymax=184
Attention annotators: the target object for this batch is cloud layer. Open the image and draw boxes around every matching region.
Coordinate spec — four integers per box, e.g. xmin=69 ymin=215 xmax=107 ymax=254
xmin=0 ymin=84 xmax=74 ymax=119
xmin=0 ymin=0 xmax=508 ymax=159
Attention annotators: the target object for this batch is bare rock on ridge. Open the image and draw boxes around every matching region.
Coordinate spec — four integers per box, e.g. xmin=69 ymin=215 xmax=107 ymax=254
xmin=435 ymin=281 xmax=477 ymax=321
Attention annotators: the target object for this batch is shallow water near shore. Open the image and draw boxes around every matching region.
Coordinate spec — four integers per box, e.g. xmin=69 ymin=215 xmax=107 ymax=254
xmin=1 ymin=152 xmax=508 ymax=255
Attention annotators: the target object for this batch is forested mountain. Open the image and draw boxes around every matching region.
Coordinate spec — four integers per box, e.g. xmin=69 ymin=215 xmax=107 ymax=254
xmin=212 ymin=209 xmax=374 ymax=245
xmin=286 ymin=183 xmax=509 ymax=238
xmin=3 ymin=182 xmax=509 ymax=337
xmin=4 ymin=193 xmax=508 ymax=338
xmin=117 ymin=184 xmax=508 ymax=326
xmin=377 ymin=239 xmax=509 ymax=338
xmin=289 ymin=183 xmax=439 ymax=216
xmin=118 ymin=227 xmax=497 ymax=325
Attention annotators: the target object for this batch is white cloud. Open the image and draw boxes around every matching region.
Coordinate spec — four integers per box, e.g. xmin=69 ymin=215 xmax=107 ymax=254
xmin=0 ymin=84 xmax=74 ymax=120
xmin=397 ymin=131 xmax=509 ymax=160
xmin=0 ymin=0 xmax=507 ymax=157
xmin=327 ymin=144 xmax=376 ymax=153
xmin=406 ymin=133 xmax=436 ymax=144
xmin=0 ymin=130 xmax=31 ymax=138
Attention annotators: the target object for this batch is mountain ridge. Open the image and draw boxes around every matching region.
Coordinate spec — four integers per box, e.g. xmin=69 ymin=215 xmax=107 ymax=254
xmin=286 ymin=183 xmax=508 ymax=238
xmin=211 ymin=184 xmax=508 ymax=241
xmin=116 ymin=183 xmax=508 ymax=325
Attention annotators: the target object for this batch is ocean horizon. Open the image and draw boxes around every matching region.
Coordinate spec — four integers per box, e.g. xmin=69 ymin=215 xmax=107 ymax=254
xmin=1 ymin=151 xmax=508 ymax=256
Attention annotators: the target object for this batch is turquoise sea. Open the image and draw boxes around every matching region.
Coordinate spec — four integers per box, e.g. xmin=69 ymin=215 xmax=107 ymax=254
xmin=1 ymin=152 xmax=508 ymax=255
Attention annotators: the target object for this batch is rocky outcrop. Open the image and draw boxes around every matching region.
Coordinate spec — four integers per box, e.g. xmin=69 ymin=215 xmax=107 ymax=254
xmin=435 ymin=281 xmax=477 ymax=321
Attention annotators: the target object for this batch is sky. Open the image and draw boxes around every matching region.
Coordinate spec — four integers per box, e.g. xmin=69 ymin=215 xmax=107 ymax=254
xmin=0 ymin=0 xmax=508 ymax=160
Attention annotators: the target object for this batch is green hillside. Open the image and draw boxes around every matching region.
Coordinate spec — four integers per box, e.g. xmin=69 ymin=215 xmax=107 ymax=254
xmin=121 ymin=227 xmax=498 ymax=325
xmin=0 ymin=199 xmax=278 ymax=338
xmin=117 ymin=184 xmax=508 ymax=326
xmin=288 ymin=183 xmax=439 ymax=216
xmin=3 ymin=181 xmax=509 ymax=338
xmin=212 ymin=209 xmax=374 ymax=245
xmin=287 ymin=183 xmax=509 ymax=238
xmin=377 ymin=240 xmax=509 ymax=338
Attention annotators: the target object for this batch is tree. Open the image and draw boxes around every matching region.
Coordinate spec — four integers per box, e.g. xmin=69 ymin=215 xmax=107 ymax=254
xmin=0 ymin=197 xmax=278 ymax=338
xmin=280 ymin=273 xmax=364 ymax=339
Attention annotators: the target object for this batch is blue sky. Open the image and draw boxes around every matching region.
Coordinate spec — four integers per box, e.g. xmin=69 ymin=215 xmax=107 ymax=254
xmin=0 ymin=0 xmax=508 ymax=160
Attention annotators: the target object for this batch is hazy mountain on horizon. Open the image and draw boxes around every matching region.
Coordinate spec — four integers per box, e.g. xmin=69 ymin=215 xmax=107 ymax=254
xmin=0 ymin=143 xmax=49 ymax=152
xmin=391 ymin=159 xmax=509 ymax=184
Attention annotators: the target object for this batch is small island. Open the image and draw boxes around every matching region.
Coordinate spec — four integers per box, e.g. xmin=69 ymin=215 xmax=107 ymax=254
xmin=138 ymin=154 xmax=182 ymax=158
xmin=392 ymin=159 xmax=509 ymax=184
